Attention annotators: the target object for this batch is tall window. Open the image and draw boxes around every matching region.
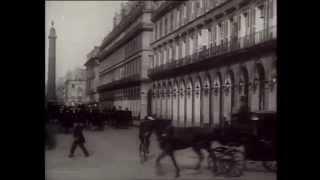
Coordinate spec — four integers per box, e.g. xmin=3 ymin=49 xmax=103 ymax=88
xmin=170 ymin=12 xmax=174 ymax=32
xmin=159 ymin=20 xmax=163 ymax=38
xmin=176 ymin=8 xmax=180 ymax=28
xmin=181 ymin=38 xmax=186 ymax=58
xmin=208 ymin=27 xmax=212 ymax=47
xmin=189 ymin=33 xmax=194 ymax=55
xmin=216 ymin=23 xmax=222 ymax=45
xmin=190 ymin=0 xmax=194 ymax=18
xmin=175 ymin=41 xmax=179 ymax=60
xmin=163 ymin=47 xmax=167 ymax=64
xmin=165 ymin=16 xmax=168 ymax=35
xmin=157 ymin=21 xmax=161 ymax=39
xmin=183 ymin=3 xmax=187 ymax=23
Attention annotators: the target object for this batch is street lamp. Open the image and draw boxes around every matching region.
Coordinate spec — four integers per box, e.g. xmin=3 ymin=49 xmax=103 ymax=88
xmin=251 ymin=115 xmax=259 ymax=136
xmin=213 ymin=81 xmax=220 ymax=96
xmin=269 ymin=76 xmax=277 ymax=91
xmin=252 ymin=77 xmax=259 ymax=92
xmin=195 ymin=85 xmax=200 ymax=96
xmin=224 ymin=80 xmax=231 ymax=95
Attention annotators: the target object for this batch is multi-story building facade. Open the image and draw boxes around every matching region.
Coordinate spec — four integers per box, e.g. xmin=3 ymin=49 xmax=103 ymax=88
xmin=64 ymin=68 xmax=86 ymax=106
xmin=149 ymin=0 xmax=277 ymax=127
xmin=97 ymin=1 xmax=153 ymax=119
xmin=84 ymin=46 xmax=100 ymax=105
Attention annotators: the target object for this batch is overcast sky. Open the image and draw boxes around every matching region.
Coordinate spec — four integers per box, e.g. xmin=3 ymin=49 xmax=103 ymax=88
xmin=45 ymin=1 xmax=124 ymax=83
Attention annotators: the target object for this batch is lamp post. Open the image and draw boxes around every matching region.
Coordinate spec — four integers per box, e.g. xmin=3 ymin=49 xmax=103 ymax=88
xmin=224 ymin=80 xmax=231 ymax=95
xmin=251 ymin=115 xmax=259 ymax=136
xmin=213 ymin=81 xmax=220 ymax=96
xmin=239 ymin=79 xmax=244 ymax=94
xmin=269 ymin=76 xmax=277 ymax=91
xmin=252 ymin=77 xmax=259 ymax=92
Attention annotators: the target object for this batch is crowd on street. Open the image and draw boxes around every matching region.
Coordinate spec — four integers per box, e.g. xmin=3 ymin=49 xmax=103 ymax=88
xmin=45 ymin=104 xmax=134 ymax=150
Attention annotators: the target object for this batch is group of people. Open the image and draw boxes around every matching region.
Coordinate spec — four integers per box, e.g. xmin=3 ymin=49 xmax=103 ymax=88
xmin=51 ymin=105 xmax=134 ymax=133
xmin=45 ymin=104 xmax=134 ymax=157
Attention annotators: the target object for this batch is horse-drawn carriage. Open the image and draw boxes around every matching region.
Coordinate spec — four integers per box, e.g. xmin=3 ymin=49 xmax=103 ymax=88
xmin=139 ymin=111 xmax=276 ymax=177
xmin=209 ymin=111 xmax=277 ymax=176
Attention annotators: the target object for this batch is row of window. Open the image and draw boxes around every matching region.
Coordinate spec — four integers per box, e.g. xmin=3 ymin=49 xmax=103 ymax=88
xmin=151 ymin=1 xmax=276 ymax=69
xmin=153 ymin=0 xmax=233 ymax=41
xmin=124 ymin=35 xmax=142 ymax=58
xmin=153 ymin=0 xmax=275 ymax=42
xmin=109 ymin=58 xmax=142 ymax=82
xmin=100 ymin=86 xmax=141 ymax=100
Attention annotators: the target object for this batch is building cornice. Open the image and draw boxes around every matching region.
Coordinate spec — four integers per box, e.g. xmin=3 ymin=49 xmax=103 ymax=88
xmin=100 ymin=2 xmax=153 ymax=51
xmin=99 ymin=48 xmax=152 ymax=77
xmin=151 ymin=0 xmax=250 ymax=47
xmin=151 ymin=1 xmax=183 ymax=22
xmin=84 ymin=57 xmax=99 ymax=67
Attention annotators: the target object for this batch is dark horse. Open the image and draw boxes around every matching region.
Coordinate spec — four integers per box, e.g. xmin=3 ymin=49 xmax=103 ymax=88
xmin=139 ymin=116 xmax=171 ymax=163
xmin=155 ymin=126 xmax=221 ymax=177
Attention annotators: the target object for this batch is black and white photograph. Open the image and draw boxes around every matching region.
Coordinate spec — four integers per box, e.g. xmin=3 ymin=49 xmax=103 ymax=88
xmin=45 ymin=1 xmax=277 ymax=180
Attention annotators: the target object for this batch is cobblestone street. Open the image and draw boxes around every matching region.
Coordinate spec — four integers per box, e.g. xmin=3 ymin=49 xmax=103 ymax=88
xmin=45 ymin=127 xmax=276 ymax=180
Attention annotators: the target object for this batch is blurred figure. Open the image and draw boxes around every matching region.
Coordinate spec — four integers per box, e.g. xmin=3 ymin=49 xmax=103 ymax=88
xmin=68 ymin=122 xmax=89 ymax=158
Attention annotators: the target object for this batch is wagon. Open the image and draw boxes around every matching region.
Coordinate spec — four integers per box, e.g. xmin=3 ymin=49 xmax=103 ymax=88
xmin=209 ymin=111 xmax=277 ymax=176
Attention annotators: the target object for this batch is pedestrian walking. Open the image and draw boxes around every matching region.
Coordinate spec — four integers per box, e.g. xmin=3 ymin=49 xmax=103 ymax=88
xmin=68 ymin=122 xmax=90 ymax=158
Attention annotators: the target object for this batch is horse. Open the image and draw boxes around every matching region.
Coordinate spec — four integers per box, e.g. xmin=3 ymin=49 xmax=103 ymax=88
xmin=138 ymin=116 xmax=171 ymax=163
xmin=154 ymin=126 xmax=222 ymax=177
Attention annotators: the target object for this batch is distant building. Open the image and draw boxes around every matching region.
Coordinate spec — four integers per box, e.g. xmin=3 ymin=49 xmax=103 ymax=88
xmin=64 ymin=68 xmax=86 ymax=106
xmin=56 ymin=77 xmax=66 ymax=105
xmin=84 ymin=46 xmax=100 ymax=105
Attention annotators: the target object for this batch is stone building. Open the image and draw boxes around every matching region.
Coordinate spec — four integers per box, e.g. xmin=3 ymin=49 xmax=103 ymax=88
xmin=97 ymin=1 xmax=153 ymax=119
xmin=64 ymin=68 xmax=86 ymax=106
xmin=84 ymin=46 xmax=100 ymax=105
xmin=148 ymin=0 xmax=277 ymax=127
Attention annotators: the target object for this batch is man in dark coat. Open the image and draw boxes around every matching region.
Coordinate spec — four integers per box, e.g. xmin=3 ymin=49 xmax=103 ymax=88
xmin=69 ymin=122 xmax=89 ymax=158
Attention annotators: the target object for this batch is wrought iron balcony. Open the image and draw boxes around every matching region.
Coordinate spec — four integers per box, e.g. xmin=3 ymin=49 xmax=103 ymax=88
xmin=97 ymin=74 xmax=141 ymax=92
xmin=148 ymin=26 xmax=276 ymax=79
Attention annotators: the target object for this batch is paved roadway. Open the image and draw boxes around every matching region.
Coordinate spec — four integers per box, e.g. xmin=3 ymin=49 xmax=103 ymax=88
xmin=45 ymin=126 xmax=276 ymax=180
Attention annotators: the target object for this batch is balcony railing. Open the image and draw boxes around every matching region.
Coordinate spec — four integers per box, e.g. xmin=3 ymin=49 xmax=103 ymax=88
xmin=149 ymin=26 xmax=276 ymax=77
xmin=97 ymin=74 xmax=141 ymax=92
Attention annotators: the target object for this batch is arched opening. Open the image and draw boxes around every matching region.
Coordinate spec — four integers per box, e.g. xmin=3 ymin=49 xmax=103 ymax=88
xmin=269 ymin=61 xmax=277 ymax=111
xmin=239 ymin=67 xmax=250 ymax=111
xmin=161 ymin=82 xmax=167 ymax=118
xmin=186 ymin=78 xmax=193 ymax=127
xmin=202 ymin=75 xmax=211 ymax=126
xmin=212 ymin=73 xmax=222 ymax=126
xmin=147 ymin=89 xmax=152 ymax=115
xmin=194 ymin=77 xmax=201 ymax=126
xmin=167 ymin=81 xmax=172 ymax=120
xmin=172 ymin=81 xmax=179 ymax=126
xmin=179 ymin=80 xmax=186 ymax=127
xmin=151 ymin=84 xmax=156 ymax=115
xmin=223 ymin=70 xmax=235 ymax=122
xmin=158 ymin=84 xmax=163 ymax=118
xmin=251 ymin=63 xmax=266 ymax=111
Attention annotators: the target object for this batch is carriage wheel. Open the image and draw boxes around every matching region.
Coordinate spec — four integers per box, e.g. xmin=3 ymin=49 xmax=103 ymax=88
xmin=262 ymin=161 xmax=277 ymax=172
xmin=227 ymin=151 xmax=245 ymax=177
